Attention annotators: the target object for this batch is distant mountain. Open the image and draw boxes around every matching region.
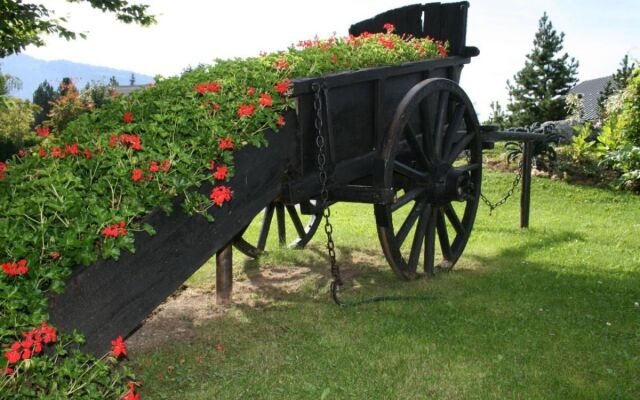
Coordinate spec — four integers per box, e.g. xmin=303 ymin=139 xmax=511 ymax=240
xmin=1 ymin=54 xmax=154 ymax=100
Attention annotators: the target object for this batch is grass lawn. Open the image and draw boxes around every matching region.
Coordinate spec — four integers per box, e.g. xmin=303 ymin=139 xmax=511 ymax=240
xmin=131 ymin=171 xmax=640 ymax=399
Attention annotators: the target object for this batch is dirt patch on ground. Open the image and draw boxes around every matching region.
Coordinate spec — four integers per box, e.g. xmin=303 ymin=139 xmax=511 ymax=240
xmin=127 ymin=266 xmax=318 ymax=353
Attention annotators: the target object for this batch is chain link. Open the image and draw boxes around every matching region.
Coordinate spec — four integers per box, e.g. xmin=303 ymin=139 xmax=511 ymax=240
xmin=313 ymin=83 xmax=343 ymax=304
xmin=479 ymin=161 xmax=523 ymax=214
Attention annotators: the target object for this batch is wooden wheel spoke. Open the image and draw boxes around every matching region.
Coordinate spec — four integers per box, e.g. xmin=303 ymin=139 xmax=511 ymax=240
xmin=403 ymin=125 xmax=431 ymax=170
xmin=286 ymin=205 xmax=306 ymax=239
xmin=408 ymin=204 xmax=431 ymax=271
xmin=419 ymin=98 xmax=434 ymax=156
xmin=434 ymin=91 xmax=450 ymax=159
xmin=443 ymin=203 xmax=465 ymax=236
xmin=394 ymin=160 xmax=427 ymax=180
xmin=275 ymin=203 xmax=286 ymax=246
xmin=257 ymin=204 xmax=275 ymax=250
xmin=436 ymin=208 xmax=452 ymax=260
xmin=442 ymin=104 xmax=466 ymax=158
xmin=392 ymin=187 xmax=425 ymax=212
xmin=447 ymin=132 xmax=475 ymax=164
xmin=424 ymin=207 xmax=437 ymax=274
xmin=396 ymin=202 xmax=422 ymax=247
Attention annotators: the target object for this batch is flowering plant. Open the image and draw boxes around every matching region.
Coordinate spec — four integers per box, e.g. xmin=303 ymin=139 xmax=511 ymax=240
xmin=0 ymin=26 xmax=447 ymax=398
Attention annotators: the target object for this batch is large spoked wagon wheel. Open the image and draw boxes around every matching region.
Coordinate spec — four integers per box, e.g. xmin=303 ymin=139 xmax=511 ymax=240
xmin=375 ymin=78 xmax=482 ymax=280
xmin=233 ymin=200 xmax=323 ymax=258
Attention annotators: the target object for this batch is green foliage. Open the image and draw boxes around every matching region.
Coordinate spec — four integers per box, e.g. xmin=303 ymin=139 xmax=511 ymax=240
xmin=602 ymin=145 xmax=640 ymax=190
xmin=0 ymin=30 xmax=448 ymax=398
xmin=506 ymin=13 xmax=579 ymax=126
xmin=0 ymin=0 xmax=155 ymax=57
xmin=81 ymin=81 xmax=116 ymax=109
xmin=597 ymin=54 xmax=636 ymax=119
xmin=484 ymin=100 xmax=508 ymax=129
xmin=32 ymin=80 xmax=57 ymax=127
xmin=0 ymin=97 xmax=39 ymax=143
xmin=0 ymin=66 xmax=22 ymax=96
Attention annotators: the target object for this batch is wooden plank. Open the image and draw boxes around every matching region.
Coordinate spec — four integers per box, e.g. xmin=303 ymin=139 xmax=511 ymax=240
xmin=349 ymin=4 xmax=424 ymax=38
xmin=48 ymin=115 xmax=297 ymax=355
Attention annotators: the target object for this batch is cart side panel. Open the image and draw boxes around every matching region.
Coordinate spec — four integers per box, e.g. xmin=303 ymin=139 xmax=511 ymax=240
xmin=349 ymin=4 xmax=423 ymax=38
xmin=424 ymin=2 xmax=469 ymax=56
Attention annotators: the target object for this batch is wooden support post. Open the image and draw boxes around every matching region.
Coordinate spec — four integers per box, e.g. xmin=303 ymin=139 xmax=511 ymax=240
xmin=216 ymin=244 xmax=233 ymax=305
xmin=520 ymin=140 xmax=533 ymax=229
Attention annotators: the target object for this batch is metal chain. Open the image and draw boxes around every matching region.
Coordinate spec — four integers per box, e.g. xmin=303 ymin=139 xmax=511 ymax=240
xmin=312 ymin=83 xmax=343 ymax=305
xmin=479 ymin=161 xmax=523 ymax=214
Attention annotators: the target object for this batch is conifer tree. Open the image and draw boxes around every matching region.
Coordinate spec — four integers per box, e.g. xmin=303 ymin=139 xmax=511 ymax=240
xmin=506 ymin=13 xmax=579 ymax=126
xmin=32 ymin=80 xmax=56 ymax=126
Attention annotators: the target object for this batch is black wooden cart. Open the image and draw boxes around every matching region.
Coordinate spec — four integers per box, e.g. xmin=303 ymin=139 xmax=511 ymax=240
xmin=50 ymin=2 xmax=542 ymax=354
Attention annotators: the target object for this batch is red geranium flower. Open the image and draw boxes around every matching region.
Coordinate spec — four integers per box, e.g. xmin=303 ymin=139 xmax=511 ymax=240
xmin=149 ymin=161 xmax=160 ymax=172
xmin=237 ymin=103 xmax=256 ymax=118
xmin=161 ymin=160 xmax=171 ymax=172
xmin=274 ymin=80 xmax=291 ymax=95
xmin=274 ymin=58 xmax=290 ymax=70
xmin=123 ymin=112 xmax=134 ymax=124
xmin=0 ymin=162 xmax=6 ymax=180
xmin=18 ymin=149 xmax=25 ymax=157
xmin=277 ymin=115 xmax=285 ymax=126
xmin=195 ymin=81 xmax=221 ymax=95
xmin=210 ymin=185 xmax=232 ymax=206
xmin=378 ymin=36 xmax=395 ymax=49
xmin=383 ymin=23 xmax=395 ymax=33
xmin=247 ymin=87 xmax=255 ymax=96
xmin=122 ymin=382 xmax=140 ymax=400
xmin=4 ymin=348 xmax=20 ymax=364
xmin=218 ymin=137 xmax=234 ymax=150
xmin=36 ymin=127 xmax=50 ymax=138
xmin=438 ymin=43 xmax=448 ymax=58
xmin=51 ymin=147 xmax=65 ymax=159
xmin=102 ymin=222 xmax=127 ymax=238
xmin=83 ymin=148 xmax=93 ymax=160
xmin=131 ymin=168 xmax=144 ymax=182
xmin=111 ymin=336 xmax=128 ymax=358
xmin=213 ymin=165 xmax=228 ymax=180
xmin=38 ymin=147 xmax=47 ymax=157
xmin=2 ymin=259 xmax=28 ymax=276
xmin=258 ymin=93 xmax=273 ymax=107
xmin=65 ymin=143 xmax=79 ymax=156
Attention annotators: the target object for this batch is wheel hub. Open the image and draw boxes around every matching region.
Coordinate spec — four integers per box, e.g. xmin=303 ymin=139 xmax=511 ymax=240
xmin=429 ymin=163 xmax=474 ymax=204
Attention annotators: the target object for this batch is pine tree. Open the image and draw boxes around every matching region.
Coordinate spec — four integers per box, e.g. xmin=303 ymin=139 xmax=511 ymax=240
xmin=129 ymin=73 xmax=136 ymax=86
xmin=597 ymin=55 xmax=636 ymax=119
xmin=32 ymin=80 xmax=56 ymax=126
xmin=506 ymin=12 xmax=579 ymax=126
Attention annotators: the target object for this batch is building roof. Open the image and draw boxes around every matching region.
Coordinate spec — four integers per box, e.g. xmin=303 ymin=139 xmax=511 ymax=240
xmin=569 ymin=76 xmax=612 ymax=121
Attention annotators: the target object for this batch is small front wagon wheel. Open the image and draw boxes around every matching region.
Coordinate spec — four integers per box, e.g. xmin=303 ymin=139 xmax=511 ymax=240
xmin=233 ymin=200 xmax=323 ymax=258
xmin=375 ymin=78 xmax=482 ymax=279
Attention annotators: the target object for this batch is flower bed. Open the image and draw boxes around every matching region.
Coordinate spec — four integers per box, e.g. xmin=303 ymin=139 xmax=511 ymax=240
xmin=0 ymin=26 xmax=447 ymax=398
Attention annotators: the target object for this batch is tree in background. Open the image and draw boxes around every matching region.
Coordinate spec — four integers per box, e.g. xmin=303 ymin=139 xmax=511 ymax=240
xmin=0 ymin=1 xmax=155 ymax=57
xmin=506 ymin=13 xmax=579 ymax=126
xmin=0 ymin=66 xmax=22 ymax=97
xmin=48 ymin=78 xmax=87 ymax=132
xmin=32 ymin=80 xmax=56 ymax=126
xmin=597 ymin=54 xmax=636 ymax=119
xmin=82 ymin=81 xmax=116 ymax=109
xmin=109 ymin=76 xmax=120 ymax=86
xmin=484 ymin=101 xmax=508 ymax=129
xmin=129 ymin=73 xmax=136 ymax=86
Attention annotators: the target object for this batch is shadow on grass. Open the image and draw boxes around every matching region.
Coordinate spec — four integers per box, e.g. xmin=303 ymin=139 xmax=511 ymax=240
xmin=137 ymin=226 xmax=640 ymax=399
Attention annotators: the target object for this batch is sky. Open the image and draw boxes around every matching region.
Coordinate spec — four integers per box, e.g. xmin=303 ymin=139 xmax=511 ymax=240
xmin=20 ymin=0 xmax=640 ymax=120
